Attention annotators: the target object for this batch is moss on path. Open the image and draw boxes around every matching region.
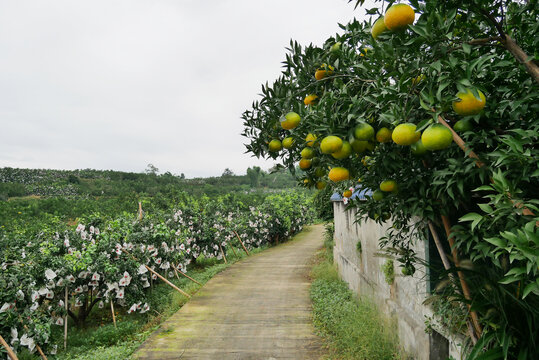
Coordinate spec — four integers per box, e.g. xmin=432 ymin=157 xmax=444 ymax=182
xmin=132 ymin=225 xmax=326 ymax=360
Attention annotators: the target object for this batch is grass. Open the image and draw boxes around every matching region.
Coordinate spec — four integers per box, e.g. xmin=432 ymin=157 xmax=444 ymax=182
xmin=17 ymin=246 xmax=266 ymax=360
xmin=310 ymin=224 xmax=404 ymax=359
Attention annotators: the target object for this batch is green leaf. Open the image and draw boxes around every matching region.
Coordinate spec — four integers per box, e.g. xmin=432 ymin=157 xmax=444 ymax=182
xmin=484 ymin=237 xmax=507 ymax=248
xmin=462 ymin=43 xmax=471 ymax=54
xmin=499 ymin=275 xmax=521 ymax=285
xmin=478 ymin=203 xmax=493 ymax=214
xmin=522 ymin=282 xmax=538 ymax=299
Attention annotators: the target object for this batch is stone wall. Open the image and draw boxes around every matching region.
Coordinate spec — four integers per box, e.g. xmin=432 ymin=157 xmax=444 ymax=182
xmin=332 ymin=201 xmax=465 ymax=359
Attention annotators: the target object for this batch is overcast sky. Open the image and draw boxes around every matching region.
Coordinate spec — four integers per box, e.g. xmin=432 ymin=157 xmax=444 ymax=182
xmin=0 ymin=0 xmax=374 ymax=178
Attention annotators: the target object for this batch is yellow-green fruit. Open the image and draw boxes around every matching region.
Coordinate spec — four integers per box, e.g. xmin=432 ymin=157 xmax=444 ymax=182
xmin=452 ymin=89 xmax=486 ymax=116
xmin=412 ymin=74 xmax=426 ymax=85
xmin=330 ymin=42 xmax=341 ymax=53
xmin=371 ymin=17 xmax=388 ymax=40
xmin=299 ymin=158 xmax=312 ymax=170
xmin=282 ymin=137 xmax=295 ymax=149
xmin=354 ymin=122 xmax=375 ymax=140
xmin=380 ymin=180 xmax=398 ymax=193
xmin=304 ymin=94 xmax=318 ymax=106
xmin=268 ymin=140 xmax=282 ymax=152
xmin=328 ymin=167 xmax=350 ymax=182
xmin=332 ymin=141 xmax=352 ymax=159
xmin=281 ymin=112 xmax=301 ymax=130
xmin=453 ymin=119 xmax=473 ymax=132
xmin=411 ymin=140 xmax=428 ymax=156
xmin=315 ymin=64 xmax=334 ymax=80
xmin=305 ymin=133 xmax=317 ymax=147
xmin=372 ymin=190 xmax=385 ymax=201
xmin=392 ymin=123 xmax=420 ymax=145
xmin=343 ymin=189 xmax=353 ymax=198
xmin=320 ymin=135 xmax=343 ymax=154
xmin=316 ymin=181 xmax=327 ymax=190
xmin=351 ymin=139 xmax=369 ymax=153
xmin=314 ymin=167 xmax=326 ymax=178
xmin=300 ymin=147 xmax=315 ymax=159
xmin=384 ymin=4 xmax=415 ymax=30
xmin=376 ymin=127 xmax=392 ymax=143
xmin=421 ymin=124 xmax=453 ymax=150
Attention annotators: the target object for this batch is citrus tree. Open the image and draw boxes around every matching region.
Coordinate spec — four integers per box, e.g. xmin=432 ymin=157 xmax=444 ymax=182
xmin=242 ymin=0 xmax=538 ymax=357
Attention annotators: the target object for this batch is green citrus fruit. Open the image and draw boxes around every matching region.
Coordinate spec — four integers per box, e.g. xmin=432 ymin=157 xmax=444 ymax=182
xmin=300 ymin=147 xmax=315 ymax=159
xmin=332 ymin=141 xmax=352 ymax=159
xmin=392 ymin=123 xmax=420 ymax=145
xmin=282 ymin=137 xmax=295 ymax=149
xmin=452 ymin=89 xmax=486 ymax=116
xmin=315 ymin=181 xmax=327 ymax=190
xmin=305 ymin=133 xmax=317 ymax=147
xmin=411 ymin=140 xmax=428 ymax=156
xmin=320 ymin=135 xmax=343 ymax=154
xmin=304 ymin=94 xmax=318 ymax=106
xmin=372 ymin=190 xmax=384 ymax=201
xmin=351 ymin=139 xmax=369 ymax=153
xmin=380 ymin=180 xmax=398 ymax=193
xmin=281 ymin=112 xmax=301 ymax=130
xmin=268 ymin=140 xmax=282 ymax=152
xmin=315 ymin=64 xmax=334 ymax=80
xmin=354 ymin=122 xmax=375 ymax=140
xmin=376 ymin=127 xmax=392 ymax=143
xmin=453 ymin=119 xmax=473 ymax=132
xmin=422 ymin=124 xmax=453 ymax=150
xmin=299 ymin=158 xmax=312 ymax=170
xmin=330 ymin=42 xmax=341 ymax=53
xmin=371 ymin=17 xmax=387 ymax=40
xmin=314 ymin=167 xmax=326 ymax=178
xmin=384 ymin=4 xmax=415 ymax=30
xmin=328 ymin=167 xmax=350 ymax=182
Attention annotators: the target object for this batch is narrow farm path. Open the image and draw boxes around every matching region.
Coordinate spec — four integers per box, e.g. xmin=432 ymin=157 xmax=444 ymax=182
xmin=132 ymin=224 xmax=326 ymax=360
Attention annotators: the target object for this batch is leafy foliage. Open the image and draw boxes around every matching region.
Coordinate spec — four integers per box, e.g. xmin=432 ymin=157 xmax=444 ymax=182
xmin=242 ymin=0 xmax=538 ymax=357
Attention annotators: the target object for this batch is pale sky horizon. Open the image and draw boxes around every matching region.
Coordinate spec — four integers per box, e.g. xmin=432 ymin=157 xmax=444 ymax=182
xmin=0 ymin=0 xmax=375 ymax=178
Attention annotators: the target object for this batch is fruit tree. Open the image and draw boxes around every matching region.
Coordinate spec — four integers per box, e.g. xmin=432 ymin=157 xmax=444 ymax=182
xmin=242 ymin=0 xmax=538 ymax=357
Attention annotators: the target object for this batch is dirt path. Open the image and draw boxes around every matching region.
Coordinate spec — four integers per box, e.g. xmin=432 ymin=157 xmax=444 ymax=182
xmin=132 ymin=224 xmax=326 ymax=360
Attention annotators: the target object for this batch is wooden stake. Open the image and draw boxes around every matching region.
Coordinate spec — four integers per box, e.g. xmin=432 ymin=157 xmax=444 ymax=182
xmin=145 ymin=266 xmax=191 ymax=298
xmin=219 ymin=244 xmax=227 ymax=264
xmin=110 ymin=300 xmax=117 ymax=329
xmin=441 ymin=215 xmax=483 ymax=338
xmin=173 ymin=264 xmax=202 ymax=286
xmin=428 ymin=221 xmax=477 ymax=344
xmin=64 ymin=287 xmax=68 ymax=350
xmin=228 ymin=241 xmax=238 ymax=258
xmin=22 ymin=326 xmax=47 ymax=360
xmin=138 ymin=202 xmax=143 ymax=220
xmin=0 ymin=334 xmax=18 ymax=360
xmin=233 ymin=231 xmax=250 ymax=256
xmin=120 ymin=248 xmax=190 ymax=298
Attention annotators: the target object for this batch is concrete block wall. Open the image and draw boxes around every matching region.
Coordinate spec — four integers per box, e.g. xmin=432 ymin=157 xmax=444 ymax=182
xmin=332 ymin=201 xmax=464 ymax=359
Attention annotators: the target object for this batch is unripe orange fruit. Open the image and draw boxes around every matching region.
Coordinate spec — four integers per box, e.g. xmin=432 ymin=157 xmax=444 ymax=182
xmin=452 ymin=89 xmax=486 ymax=116
xmin=371 ymin=17 xmax=387 ymax=40
xmin=384 ymin=4 xmax=415 ymax=30
xmin=281 ymin=112 xmax=301 ymax=130
xmin=320 ymin=136 xmax=343 ymax=154
xmin=299 ymin=158 xmax=312 ymax=170
xmin=328 ymin=167 xmax=350 ymax=182
xmin=304 ymin=94 xmax=318 ymax=106
xmin=268 ymin=140 xmax=282 ymax=152
xmin=392 ymin=123 xmax=420 ymax=145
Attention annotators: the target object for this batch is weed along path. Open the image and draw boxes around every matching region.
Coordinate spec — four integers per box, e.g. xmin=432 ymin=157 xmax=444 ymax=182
xmin=132 ymin=225 xmax=326 ymax=360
